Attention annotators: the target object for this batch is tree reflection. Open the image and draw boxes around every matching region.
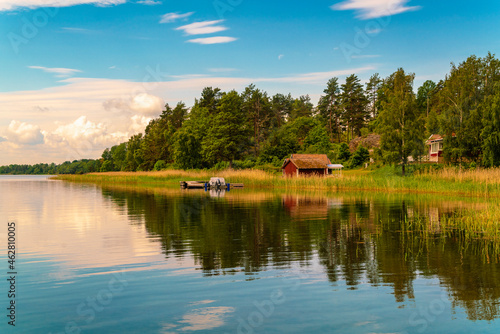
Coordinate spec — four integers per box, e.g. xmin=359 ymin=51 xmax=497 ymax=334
xmin=102 ymin=187 xmax=500 ymax=321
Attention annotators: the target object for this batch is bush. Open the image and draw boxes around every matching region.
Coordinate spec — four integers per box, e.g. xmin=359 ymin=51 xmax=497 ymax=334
xmin=348 ymin=146 xmax=370 ymax=169
xmin=153 ymin=160 xmax=167 ymax=171
xmin=212 ymin=161 xmax=230 ymax=170
xmin=338 ymin=143 xmax=351 ymax=162
xmin=232 ymin=159 xmax=257 ymax=170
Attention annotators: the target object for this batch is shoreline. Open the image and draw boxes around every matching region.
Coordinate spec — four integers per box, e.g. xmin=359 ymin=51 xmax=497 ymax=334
xmin=52 ymin=168 xmax=500 ymax=198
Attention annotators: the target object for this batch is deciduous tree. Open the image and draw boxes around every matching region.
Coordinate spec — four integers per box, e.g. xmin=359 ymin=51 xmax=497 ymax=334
xmin=377 ymin=69 xmax=424 ymax=176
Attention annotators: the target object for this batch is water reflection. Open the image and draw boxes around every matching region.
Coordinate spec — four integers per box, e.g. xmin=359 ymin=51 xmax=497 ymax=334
xmin=101 ymin=186 xmax=500 ymax=321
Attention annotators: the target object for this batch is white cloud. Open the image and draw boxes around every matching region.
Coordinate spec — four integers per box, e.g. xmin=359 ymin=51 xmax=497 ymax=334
xmin=44 ymin=116 xmax=129 ymax=149
xmin=331 ymin=0 xmax=420 ymax=19
xmin=160 ymin=12 xmax=194 ymax=24
xmin=5 ymin=120 xmax=44 ymax=145
xmin=129 ymin=115 xmax=152 ymax=134
xmin=367 ymin=28 xmax=382 ymax=34
xmin=176 ymin=20 xmax=228 ymax=35
xmin=208 ymin=68 xmax=237 ymax=73
xmin=0 ymin=0 xmax=126 ymax=11
xmin=187 ymin=36 xmax=237 ymax=45
xmin=61 ymin=27 xmax=93 ymax=33
xmin=103 ymin=93 xmax=164 ymax=116
xmin=278 ymin=54 xmax=284 ymax=60
xmin=258 ymin=66 xmax=376 ymax=84
xmin=177 ymin=307 xmax=234 ymax=331
xmin=170 ymin=74 xmax=208 ymax=80
xmin=28 ymin=66 xmax=82 ymax=78
xmin=0 ymin=66 xmax=376 ymax=164
xmin=137 ymin=0 xmax=161 ymax=5
xmin=351 ymin=54 xmax=381 ymax=59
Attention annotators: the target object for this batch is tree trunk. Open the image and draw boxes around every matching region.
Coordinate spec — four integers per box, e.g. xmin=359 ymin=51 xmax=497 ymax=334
xmin=402 ymin=163 xmax=405 ymax=177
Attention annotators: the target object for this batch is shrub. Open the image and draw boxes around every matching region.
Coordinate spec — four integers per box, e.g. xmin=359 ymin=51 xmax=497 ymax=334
xmin=338 ymin=143 xmax=351 ymax=162
xmin=153 ymin=160 xmax=167 ymax=171
xmin=348 ymin=146 xmax=370 ymax=168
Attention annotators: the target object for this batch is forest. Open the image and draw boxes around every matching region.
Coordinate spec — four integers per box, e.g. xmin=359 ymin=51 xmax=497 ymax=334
xmin=2 ymin=52 xmax=499 ymax=175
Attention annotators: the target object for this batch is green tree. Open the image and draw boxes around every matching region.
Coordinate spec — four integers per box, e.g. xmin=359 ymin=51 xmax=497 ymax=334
xmin=270 ymin=93 xmax=293 ymax=128
xmin=125 ymin=134 xmax=143 ymax=171
xmin=437 ymin=54 xmax=499 ymax=163
xmin=317 ymin=78 xmax=342 ymax=142
xmin=101 ymin=148 xmax=112 ymax=161
xmin=377 ymin=69 xmax=424 ymax=176
xmin=426 ymin=110 xmax=441 ymax=137
xmin=139 ymin=117 xmax=175 ymax=170
xmin=340 ymin=74 xmax=368 ymax=141
xmin=197 ymin=87 xmax=222 ymax=114
xmin=289 ymin=95 xmax=313 ymax=120
xmin=111 ymin=142 xmax=127 ymax=171
xmin=348 ymin=146 xmax=370 ymax=168
xmin=365 ymin=73 xmax=382 ymax=120
xmin=100 ymin=160 xmax=114 ymax=172
xmin=416 ymin=80 xmax=437 ymax=117
xmin=162 ymin=102 xmax=188 ymax=130
xmin=241 ymin=84 xmax=272 ymax=154
xmin=201 ymin=91 xmax=250 ymax=167
xmin=337 ymin=143 xmax=351 ymax=162
xmin=172 ymin=110 xmax=205 ymax=170
xmin=303 ymin=124 xmax=331 ymax=154
xmin=481 ymin=84 xmax=500 ymax=167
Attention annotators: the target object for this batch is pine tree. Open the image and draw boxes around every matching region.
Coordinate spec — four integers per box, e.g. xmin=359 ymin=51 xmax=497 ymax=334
xmin=318 ymin=78 xmax=341 ymax=142
xmin=340 ymin=74 xmax=368 ymax=142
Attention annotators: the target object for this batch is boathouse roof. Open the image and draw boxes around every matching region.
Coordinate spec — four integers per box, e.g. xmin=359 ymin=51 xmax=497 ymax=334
xmin=282 ymin=154 xmax=332 ymax=169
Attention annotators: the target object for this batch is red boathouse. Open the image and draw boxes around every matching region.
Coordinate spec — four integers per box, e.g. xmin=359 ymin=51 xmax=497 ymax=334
xmin=281 ymin=154 xmax=333 ymax=177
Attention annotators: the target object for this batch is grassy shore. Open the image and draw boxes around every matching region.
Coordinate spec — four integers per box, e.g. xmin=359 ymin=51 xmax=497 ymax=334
xmin=54 ymin=168 xmax=500 ymax=259
xmin=54 ymin=166 xmax=500 ymax=197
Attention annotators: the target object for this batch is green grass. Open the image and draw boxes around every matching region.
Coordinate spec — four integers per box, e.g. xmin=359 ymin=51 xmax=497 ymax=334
xmin=53 ymin=166 xmax=500 ymax=197
xmin=54 ymin=169 xmax=500 ymax=260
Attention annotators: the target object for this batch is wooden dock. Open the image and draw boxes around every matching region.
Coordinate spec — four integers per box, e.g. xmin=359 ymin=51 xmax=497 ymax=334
xmin=180 ymin=180 xmax=244 ymax=190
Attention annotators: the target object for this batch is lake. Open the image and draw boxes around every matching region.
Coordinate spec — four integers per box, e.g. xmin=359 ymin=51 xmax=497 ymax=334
xmin=1 ymin=175 xmax=500 ymax=333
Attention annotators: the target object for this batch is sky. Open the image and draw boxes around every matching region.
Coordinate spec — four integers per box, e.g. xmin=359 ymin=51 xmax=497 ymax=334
xmin=0 ymin=0 xmax=499 ymax=165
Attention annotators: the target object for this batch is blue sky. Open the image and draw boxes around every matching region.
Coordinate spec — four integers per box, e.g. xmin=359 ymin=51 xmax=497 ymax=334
xmin=1 ymin=0 xmax=499 ymax=164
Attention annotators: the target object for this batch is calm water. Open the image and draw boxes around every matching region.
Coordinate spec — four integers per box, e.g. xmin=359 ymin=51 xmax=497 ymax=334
xmin=1 ymin=175 xmax=500 ymax=333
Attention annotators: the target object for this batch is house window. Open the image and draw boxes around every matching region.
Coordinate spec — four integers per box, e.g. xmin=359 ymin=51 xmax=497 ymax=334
xmin=430 ymin=141 xmax=443 ymax=153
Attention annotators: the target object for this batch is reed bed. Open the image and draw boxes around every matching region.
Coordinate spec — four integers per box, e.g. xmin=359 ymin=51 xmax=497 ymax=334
xmin=442 ymin=204 xmax=500 ymax=242
xmin=55 ymin=169 xmax=500 ymax=260
xmin=54 ymin=166 xmax=500 ymax=197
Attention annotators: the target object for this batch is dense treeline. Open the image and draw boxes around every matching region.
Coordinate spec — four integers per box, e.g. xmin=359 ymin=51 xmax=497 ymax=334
xmin=2 ymin=53 xmax=499 ymax=175
xmin=0 ymin=160 xmax=102 ymax=175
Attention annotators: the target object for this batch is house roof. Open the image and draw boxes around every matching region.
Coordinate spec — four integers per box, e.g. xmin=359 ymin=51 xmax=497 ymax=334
xmin=282 ymin=154 xmax=332 ymax=169
xmin=427 ymin=134 xmax=444 ymax=144
xmin=426 ymin=133 xmax=456 ymax=145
